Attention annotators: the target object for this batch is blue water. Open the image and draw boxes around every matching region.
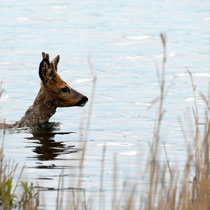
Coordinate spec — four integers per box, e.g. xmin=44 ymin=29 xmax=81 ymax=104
xmin=0 ymin=0 xmax=210 ymax=209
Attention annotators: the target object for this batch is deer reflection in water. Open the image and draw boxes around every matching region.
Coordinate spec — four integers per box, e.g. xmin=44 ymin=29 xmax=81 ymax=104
xmin=26 ymin=123 xmax=79 ymax=161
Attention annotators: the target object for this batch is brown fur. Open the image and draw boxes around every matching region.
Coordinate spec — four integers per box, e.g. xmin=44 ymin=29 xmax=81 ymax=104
xmin=0 ymin=52 xmax=88 ymax=128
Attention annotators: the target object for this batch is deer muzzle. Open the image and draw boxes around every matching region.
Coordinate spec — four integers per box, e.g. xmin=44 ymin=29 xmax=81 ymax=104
xmin=76 ymin=96 xmax=88 ymax=107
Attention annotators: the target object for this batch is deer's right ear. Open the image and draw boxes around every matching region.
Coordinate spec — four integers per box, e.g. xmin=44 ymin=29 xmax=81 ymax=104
xmin=39 ymin=58 xmax=54 ymax=82
xmin=52 ymin=55 xmax=60 ymax=72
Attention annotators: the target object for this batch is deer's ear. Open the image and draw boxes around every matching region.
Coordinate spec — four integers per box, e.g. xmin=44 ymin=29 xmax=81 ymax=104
xmin=42 ymin=52 xmax=50 ymax=60
xmin=52 ymin=55 xmax=60 ymax=72
xmin=39 ymin=58 xmax=54 ymax=82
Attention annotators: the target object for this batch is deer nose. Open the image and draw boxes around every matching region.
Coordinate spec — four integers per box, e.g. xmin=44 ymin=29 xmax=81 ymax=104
xmin=76 ymin=96 xmax=88 ymax=107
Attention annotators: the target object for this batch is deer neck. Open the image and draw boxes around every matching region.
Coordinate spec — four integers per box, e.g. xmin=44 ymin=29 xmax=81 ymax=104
xmin=15 ymin=86 xmax=57 ymax=127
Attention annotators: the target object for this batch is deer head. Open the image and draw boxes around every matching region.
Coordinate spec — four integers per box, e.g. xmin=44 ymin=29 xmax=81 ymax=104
xmin=39 ymin=52 xmax=88 ymax=107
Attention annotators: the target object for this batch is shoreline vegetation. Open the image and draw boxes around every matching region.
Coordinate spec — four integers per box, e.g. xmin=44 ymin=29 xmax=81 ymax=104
xmin=0 ymin=34 xmax=209 ymax=209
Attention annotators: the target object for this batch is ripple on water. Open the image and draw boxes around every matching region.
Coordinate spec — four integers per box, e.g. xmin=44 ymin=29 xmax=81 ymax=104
xmin=97 ymin=142 xmax=135 ymax=147
xmin=126 ymin=35 xmax=149 ymax=40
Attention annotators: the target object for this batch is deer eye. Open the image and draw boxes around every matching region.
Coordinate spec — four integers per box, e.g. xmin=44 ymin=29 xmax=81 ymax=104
xmin=61 ymin=87 xmax=69 ymax=93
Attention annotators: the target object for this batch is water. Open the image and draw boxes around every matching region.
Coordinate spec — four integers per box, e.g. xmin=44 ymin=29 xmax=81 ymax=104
xmin=0 ymin=0 xmax=210 ymax=209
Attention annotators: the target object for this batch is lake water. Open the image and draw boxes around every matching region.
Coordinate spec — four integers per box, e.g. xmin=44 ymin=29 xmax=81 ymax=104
xmin=0 ymin=0 xmax=210 ymax=209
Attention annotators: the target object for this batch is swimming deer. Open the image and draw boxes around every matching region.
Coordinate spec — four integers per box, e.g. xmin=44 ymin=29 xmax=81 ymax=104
xmin=0 ymin=52 xmax=88 ymax=128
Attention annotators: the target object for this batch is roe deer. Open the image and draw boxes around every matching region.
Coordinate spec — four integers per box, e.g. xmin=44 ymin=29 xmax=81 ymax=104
xmin=0 ymin=52 xmax=88 ymax=128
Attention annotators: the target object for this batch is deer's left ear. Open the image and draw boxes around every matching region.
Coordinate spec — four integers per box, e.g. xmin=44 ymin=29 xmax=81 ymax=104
xmin=52 ymin=55 xmax=60 ymax=72
xmin=42 ymin=52 xmax=50 ymax=60
xmin=39 ymin=58 xmax=54 ymax=82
